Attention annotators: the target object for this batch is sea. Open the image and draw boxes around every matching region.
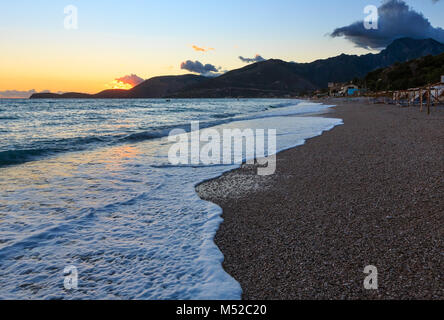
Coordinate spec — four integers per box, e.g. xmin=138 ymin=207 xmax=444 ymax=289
xmin=0 ymin=98 xmax=342 ymax=299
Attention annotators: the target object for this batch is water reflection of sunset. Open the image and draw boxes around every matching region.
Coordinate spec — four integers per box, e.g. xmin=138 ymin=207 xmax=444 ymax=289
xmin=101 ymin=144 xmax=141 ymax=171
xmin=110 ymin=145 xmax=140 ymax=161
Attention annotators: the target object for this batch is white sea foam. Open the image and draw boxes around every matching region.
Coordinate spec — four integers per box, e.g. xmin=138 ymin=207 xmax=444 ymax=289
xmin=0 ymin=100 xmax=342 ymax=299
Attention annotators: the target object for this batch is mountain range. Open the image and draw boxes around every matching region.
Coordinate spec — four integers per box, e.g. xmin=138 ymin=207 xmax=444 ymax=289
xmin=30 ymin=38 xmax=444 ymax=99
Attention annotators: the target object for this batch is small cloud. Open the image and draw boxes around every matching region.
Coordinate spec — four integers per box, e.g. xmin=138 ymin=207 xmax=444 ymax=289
xmin=0 ymin=89 xmax=36 ymax=99
xmin=191 ymin=45 xmax=215 ymax=52
xmin=106 ymin=74 xmax=145 ymax=90
xmin=180 ymin=60 xmax=222 ymax=77
xmin=115 ymin=74 xmax=144 ymax=87
xmin=239 ymin=54 xmax=266 ymax=63
xmin=330 ymin=0 xmax=444 ymax=49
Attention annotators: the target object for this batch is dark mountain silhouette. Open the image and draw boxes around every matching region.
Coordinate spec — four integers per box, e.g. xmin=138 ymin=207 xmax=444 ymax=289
xmin=30 ymin=75 xmax=207 ymax=99
xmin=171 ymin=59 xmax=317 ymax=98
xmin=285 ymin=37 xmax=444 ymax=89
xmin=94 ymin=89 xmax=129 ymax=99
xmin=32 ymin=92 xmax=92 ymax=99
xmin=173 ymin=38 xmax=444 ymax=97
xmin=129 ymin=75 xmax=207 ymax=98
xmin=30 ymin=38 xmax=444 ymax=99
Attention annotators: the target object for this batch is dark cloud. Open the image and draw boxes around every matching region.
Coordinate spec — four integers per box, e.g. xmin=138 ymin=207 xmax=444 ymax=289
xmin=331 ymin=0 xmax=444 ymax=49
xmin=180 ymin=60 xmax=221 ymax=76
xmin=239 ymin=54 xmax=266 ymax=63
xmin=115 ymin=74 xmax=144 ymax=87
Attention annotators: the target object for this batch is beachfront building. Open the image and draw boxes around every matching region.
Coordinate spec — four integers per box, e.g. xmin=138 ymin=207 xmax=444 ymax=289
xmin=328 ymin=83 xmax=362 ymax=97
xmin=340 ymin=84 xmax=360 ymax=96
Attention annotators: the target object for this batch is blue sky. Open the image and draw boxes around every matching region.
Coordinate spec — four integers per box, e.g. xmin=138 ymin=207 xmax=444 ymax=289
xmin=0 ymin=0 xmax=443 ymax=94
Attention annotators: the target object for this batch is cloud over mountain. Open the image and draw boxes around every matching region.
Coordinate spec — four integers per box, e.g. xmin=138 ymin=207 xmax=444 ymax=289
xmin=331 ymin=0 xmax=444 ymax=49
xmin=239 ymin=54 xmax=266 ymax=63
xmin=180 ymin=60 xmax=221 ymax=76
xmin=115 ymin=74 xmax=145 ymax=87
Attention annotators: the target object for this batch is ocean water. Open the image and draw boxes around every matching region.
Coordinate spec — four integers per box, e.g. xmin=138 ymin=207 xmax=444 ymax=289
xmin=0 ymin=98 xmax=342 ymax=299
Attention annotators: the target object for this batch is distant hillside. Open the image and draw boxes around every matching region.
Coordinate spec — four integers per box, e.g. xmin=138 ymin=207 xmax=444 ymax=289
xmin=29 ymin=91 xmax=127 ymax=99
xmin=30 ymin=75 xmax=207 ymax=99
xmin=130 ymin=75 xmax=207 ymax=98
xmin=31 ymin=92 xmax=92 ymax=99
xmin=170 ymin=59 xmax=317 ymax=98
xmin=288 ymin=37 xmax=444 ymax=88
xmin=173 ymin=38 xmax=444 ymax=97
xmin=30 ymin=38 xmax=444 ymax=99
xmin=364 ymin=52 xmax=444 ymax=91
xmin=94 ymin=89 xmax=129 ymax=99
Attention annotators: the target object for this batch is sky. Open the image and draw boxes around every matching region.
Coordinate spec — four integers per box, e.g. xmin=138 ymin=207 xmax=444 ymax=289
xmin=0 ymin=0 xmax=443 ymax=96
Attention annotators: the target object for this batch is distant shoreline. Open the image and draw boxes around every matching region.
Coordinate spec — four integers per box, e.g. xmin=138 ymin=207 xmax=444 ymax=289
xmin=25 ymin=97 xmax=302 ymax=100
xmin=197 ymin=100 xmax=444 ymax=299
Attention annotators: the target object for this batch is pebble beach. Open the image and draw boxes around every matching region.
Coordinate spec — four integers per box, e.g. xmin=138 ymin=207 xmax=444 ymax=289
xmin=197 ymin=100 xmax=444 ymax=300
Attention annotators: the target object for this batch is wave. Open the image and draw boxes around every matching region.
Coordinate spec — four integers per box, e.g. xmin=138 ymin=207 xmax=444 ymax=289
xmin=118 ymin=119 xmax=228 ymax=143
xmin=0 ymin=148 xmax=55 ymax=166
xmin=0 ymin=116 xmax=19 ymax=120
xmin=0 ymin=136 xmax=108 ymax=167
xmin=0 ymin=100 xmax=315 ymax=167
xmin=0 ymin=101 xmax=342 ymax=299
xmin=211 ymin=113 xmax=237 ymax=119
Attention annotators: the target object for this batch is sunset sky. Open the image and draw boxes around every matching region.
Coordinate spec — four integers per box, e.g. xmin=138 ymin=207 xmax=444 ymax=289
xmin=1 ymin=0 xmax=443 ymax=97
